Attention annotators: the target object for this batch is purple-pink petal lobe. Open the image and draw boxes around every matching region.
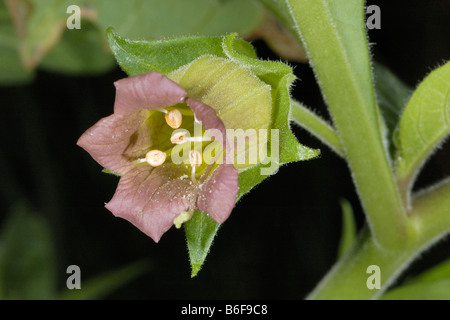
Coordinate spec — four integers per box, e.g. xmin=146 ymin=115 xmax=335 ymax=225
xmin=105 ymin=164 xmax=194 ymax=243
xmin=77 ymin=110 xmax=151 ymax=175
xmin=197 ymin=164 xmax=239 ymax=224
xmin=114 ymin=72 xmax=186 ymax=115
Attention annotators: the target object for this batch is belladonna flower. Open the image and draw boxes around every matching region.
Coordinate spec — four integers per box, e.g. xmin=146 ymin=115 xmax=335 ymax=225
xmin=77 ymin=72 xmax=239 ymax=242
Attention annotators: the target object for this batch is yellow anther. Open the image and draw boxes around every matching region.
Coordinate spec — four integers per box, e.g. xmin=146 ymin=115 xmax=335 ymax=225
xmin=165 ymin=109 xmax=182 ymax=129
xmin=189 ymin=150 xmax=202 ymax=167
xmin=145 ymin=150 xmax=166 ymax=167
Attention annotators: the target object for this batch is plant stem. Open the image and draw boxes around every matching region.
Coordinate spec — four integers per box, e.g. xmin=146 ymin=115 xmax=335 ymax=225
xmin=275 ymin=0 xmax=450 ymax=299
xmin=410 ymin=179 xmax=450 ymax=244
xmin=308 ymin=179 xmax=450 ymax=299
xmin=306 ymin=227 xmax=414 ymax=299
xmin=285 ymin=0 xmax=407 ymax=247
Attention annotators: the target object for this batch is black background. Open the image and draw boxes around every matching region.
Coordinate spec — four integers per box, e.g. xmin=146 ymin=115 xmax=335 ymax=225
xmin=1 ymin=1 xmax=449 ymax=299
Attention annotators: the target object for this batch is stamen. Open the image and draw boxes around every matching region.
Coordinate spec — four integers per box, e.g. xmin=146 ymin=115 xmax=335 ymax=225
xmin=165 ymin=108 xmax=182 ymax=129
xmin=131 ymin=158 xmax=148 ymax=167
xmin=189 ymin=150 xmax=202 ymax=167
xmin=189 ymin=150 xmax=202 ymax=183
xmin=189 ymin=136 xmax=211 ymax=143
xmin=145 ymin=150 xmax=166 ymax=167
xmin=191 ymin=166 xmax=197 ymax=183
xmin=170 ymin=131 xmax=189 ymax=144
xmin=170 ymin=132 xmax=211 ymax=145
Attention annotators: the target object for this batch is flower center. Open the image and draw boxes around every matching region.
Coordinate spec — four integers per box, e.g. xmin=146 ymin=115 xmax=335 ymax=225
xmin=130 ymin=104 xmax=226 ymax=229
xmin=133 ymin=104 xmax=223 ymax=184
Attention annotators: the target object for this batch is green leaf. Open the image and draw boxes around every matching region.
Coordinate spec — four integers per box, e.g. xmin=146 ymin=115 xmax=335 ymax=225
xmin=58 ymin=260 xmax=148 ymax=300
xmin=0 ymin=202 xmax=56 ymax=300
xmin=95 ymin=0 xmax=264 ymax=40
xmin=411 ymin=258 xmax=450 ymax=283
xmin=184 ymin=211 xmax=220 ymax=278
xmin=40 ymin=20 xmax=115 ymax=75
xmin=5 ymin=0 xmax=265 ymax=75
xmin=373 ymin=63 xmax=412 ymax=140
xmin=337 ymin=199 xmax=357 ymax=258
xmin=381 ymin=279 xmax=450 ymax=300
xmin=396 ymin=62 xmax=450 ymax=184
xmin=0 ymin=0 xmax=32 ymax=85
xmin=254 ymin=0 xmax=309 ymax=62
xmin=256 ymin=0 xmax=294 ymax=33
xmin=7 ymin=0 xmax=68 ymax=70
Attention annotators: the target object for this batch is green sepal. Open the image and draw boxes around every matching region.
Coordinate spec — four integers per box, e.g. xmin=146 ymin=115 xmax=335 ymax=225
xmin=184 ymin=211 xmax=220 ymax=278
xmin=107 ymin=28 xmax=256 ymax=77
xmin=222 ymin=33 xmax=320 ymax=165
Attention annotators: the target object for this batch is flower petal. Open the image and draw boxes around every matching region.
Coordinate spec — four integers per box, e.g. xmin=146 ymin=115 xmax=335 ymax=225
xmin=114 ymin=72 xmax=186 ymax=115
xmin=77 ymin=110 xmax=152 ymax=175
xmin=197 ymin=163 xmax=239 ymax=224
xmin=105 ymin=164 xmax=194 ymax=242
xmin=187 ymin=98 xmax=239 ymax=222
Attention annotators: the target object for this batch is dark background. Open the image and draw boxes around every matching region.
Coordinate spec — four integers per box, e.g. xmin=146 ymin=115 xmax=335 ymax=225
xmin=1 ymin=1 xmax=449 ymax=299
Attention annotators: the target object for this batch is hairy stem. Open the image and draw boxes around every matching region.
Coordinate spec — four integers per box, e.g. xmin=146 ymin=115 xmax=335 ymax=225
xmin=306 ymin=227 xmax=414 ymax=299
xmin=308 ymin=179 xmax=450 ymax=299
xmin=285 ymin=0 xmax=407 ymax=248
